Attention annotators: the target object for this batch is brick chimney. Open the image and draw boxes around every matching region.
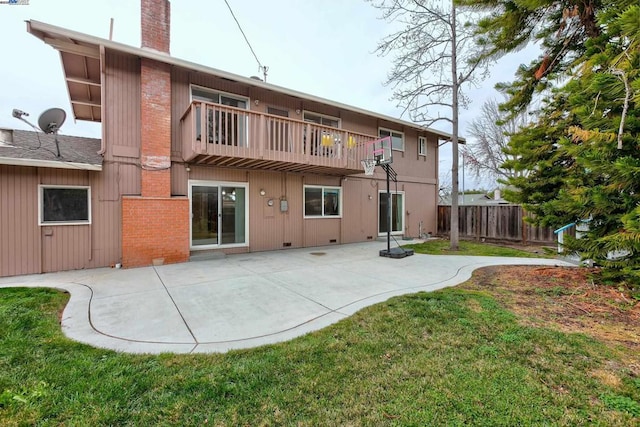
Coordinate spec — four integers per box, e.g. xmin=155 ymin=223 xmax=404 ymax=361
xmin=122 ymin=0 xmax=189 ymax=269
xmin=141 ymin=0 xmax=170 ymax=53
xmin=140 ymin=0 xmax=171 ymax=198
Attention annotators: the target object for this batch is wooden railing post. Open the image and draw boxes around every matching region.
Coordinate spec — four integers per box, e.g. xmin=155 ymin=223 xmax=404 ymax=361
xmin=259 ymin=114 xmax=265 ymax=159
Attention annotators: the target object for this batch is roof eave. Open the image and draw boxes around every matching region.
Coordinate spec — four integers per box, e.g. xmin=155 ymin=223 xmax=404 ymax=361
xmin=26 ymin=19 xmax=463 ymax=140
xmin=0 ymin=156 xmax=102 ymax=171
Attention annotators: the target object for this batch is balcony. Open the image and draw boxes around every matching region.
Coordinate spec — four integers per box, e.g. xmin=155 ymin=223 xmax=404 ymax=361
xmin=180 ymin=101 xmax=374 ymax=175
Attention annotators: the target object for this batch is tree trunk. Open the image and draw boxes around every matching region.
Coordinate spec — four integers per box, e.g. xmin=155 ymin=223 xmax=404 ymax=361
xmin=450 ymin=3 xmax=460 ymax=251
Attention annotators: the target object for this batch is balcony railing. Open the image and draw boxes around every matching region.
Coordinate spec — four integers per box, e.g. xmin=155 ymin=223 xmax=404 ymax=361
xmin=180 ymin=101 xmax=375 ymax=174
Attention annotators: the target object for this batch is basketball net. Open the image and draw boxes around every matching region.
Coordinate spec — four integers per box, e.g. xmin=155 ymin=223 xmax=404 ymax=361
xmin=361 ymin=158 xmax=376 ymax=176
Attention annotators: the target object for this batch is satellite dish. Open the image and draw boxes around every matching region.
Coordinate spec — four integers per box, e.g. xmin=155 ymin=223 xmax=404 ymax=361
xmin=38 ymin=108 xmax=66 ymax=134
xmin=38 ymin=108 xmax=66 ymax=158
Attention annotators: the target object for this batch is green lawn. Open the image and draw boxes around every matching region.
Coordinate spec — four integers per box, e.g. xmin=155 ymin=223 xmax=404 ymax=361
xmin=404 ymin=239 xmax=555 ymax=258
xmin=1 ymin=286 xmax=638 ymax=425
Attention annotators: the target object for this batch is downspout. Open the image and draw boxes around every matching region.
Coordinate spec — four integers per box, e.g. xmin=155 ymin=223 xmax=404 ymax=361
xmin=98 ymin=45 xmax=107 ymax=155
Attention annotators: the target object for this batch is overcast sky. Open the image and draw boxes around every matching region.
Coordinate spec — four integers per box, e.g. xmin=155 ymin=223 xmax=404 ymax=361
xmin=0 ymin=0 xmax=536 ymax=190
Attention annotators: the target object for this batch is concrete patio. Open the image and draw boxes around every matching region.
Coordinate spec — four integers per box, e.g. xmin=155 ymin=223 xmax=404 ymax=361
xmin=0 ymin=241 xmax=573 ymax=354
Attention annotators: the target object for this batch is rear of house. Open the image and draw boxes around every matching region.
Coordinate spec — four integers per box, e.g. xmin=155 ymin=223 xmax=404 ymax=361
xmin=0 ymin=0 xmax=454 ymax=277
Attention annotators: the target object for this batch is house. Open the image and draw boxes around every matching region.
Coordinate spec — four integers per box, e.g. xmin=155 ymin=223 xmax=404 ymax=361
xmin=0 ymin=0 xmax=459 ymax=277
xmin=439 ymin=190 xmax=511 ymax=206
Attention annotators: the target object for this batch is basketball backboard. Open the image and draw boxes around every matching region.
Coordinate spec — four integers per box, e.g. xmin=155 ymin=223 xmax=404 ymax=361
xmin=365 ymin=135 xmax=392 ymax=165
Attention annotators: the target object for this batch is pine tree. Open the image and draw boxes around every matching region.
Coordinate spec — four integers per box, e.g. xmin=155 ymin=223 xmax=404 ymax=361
xmin=468 ymin=0 xmax=640 ymax=288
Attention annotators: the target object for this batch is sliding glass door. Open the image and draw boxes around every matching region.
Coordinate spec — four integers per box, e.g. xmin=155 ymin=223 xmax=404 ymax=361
xmin=378 ymin=191 xmax=404 ymax=235
xmin=190 ymin=181 xmax=248 ymax=249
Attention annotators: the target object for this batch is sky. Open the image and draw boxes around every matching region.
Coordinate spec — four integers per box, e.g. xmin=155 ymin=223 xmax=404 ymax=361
xmin=0 ymin=0 xmax=537 ymax=190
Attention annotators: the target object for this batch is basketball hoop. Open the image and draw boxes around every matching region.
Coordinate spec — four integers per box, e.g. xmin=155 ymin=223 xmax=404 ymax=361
xmin=361 ymin=158 xmax=376 ymax=176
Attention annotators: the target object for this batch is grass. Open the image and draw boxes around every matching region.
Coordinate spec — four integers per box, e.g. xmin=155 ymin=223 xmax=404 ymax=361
xmin=1 ymin=286 xmax=638 ymax=425
xmin=404 ymin=239 xmax=555 ymax=258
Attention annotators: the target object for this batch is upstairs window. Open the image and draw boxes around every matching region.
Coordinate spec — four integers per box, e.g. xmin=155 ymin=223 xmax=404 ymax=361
xmin=191 ymin=86 xmax=248 ymax=147
xmin=191 ymin=87 xmax=248 ymax=109
xmin=418 ymin=136 xmax=427 ymax=156
xmin=303 ymin=112 xmax=340 ymax=128
xmin=379 ymin=128 xmax=404 ymax=151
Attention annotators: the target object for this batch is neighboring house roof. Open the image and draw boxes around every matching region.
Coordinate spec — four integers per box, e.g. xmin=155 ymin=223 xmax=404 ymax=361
xmin=439 ymin=193 xmax=512 ymax=206
xmin=0 ymin=128 xmax=102 ymax=171
xmin=26 ymin=19 xmax=465 ymax=143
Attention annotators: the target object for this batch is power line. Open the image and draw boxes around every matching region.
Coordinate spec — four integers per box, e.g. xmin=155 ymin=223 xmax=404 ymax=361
xmin=222 ymin=0 xmax=268 ymax=81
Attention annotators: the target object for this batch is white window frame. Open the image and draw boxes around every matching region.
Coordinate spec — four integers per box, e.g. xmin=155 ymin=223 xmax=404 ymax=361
xmin=303 ymin=111 xmax=341 ymax=129
xmin=190 ymin=84 xmax=250 ymax=108
xmin=378 ymin=127 xmax=405 ymax=152
xmin=38 ymin=185 xmax=91 ymax=226
xmin=188 ymin=180 xmax=250 ymax=250
xmin=378 ymin=190 xmax=405 ymax=236
xmin=303 ymin=185 xmax=342 ymax=218
xmin=418 ymin=136 xmax=427 ymax=156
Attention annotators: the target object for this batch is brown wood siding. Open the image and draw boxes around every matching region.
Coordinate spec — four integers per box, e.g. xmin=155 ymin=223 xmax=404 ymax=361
xmin=282 ymin=174 xmax=303 ymax=248
xmin=89 ymin=162 xmax=123 ymax=268
xmin=0 ymin=163 xmax=125 ymax=277
xmin=104 ymin=51 xmax=141 ymax=157
xmin=171 ymin=67 xmax=190 ymax=159
xmin=39 ymin=168 xmax=92 ymax=273
xmin=341 ymin=178 xmax=378 ymax=243
xmin=104 ymin=48 xmax=141 ymax=204
xmin=0 ymin=165 xmax=40 ymax=276
xmin=341 ymin=111 xmax=377 ymax=136
xmin=9 ymin=49 xmax=148 ymax=276
xmin=166 ymin=68 xmax=443 ymax=255
xmin=303 ymin=218 xmax=341 ymax=247
xmin=403 ymin=181 xmax=437 ymax=238
xmin=248 ymin=171 xmax=285 ymax=251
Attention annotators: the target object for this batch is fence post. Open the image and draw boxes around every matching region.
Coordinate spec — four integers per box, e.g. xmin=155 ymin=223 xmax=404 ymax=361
xmin=476 ymin=205 xmax=481 ymax=241
xmin=522 ymin=207 xmax=528 ymax=245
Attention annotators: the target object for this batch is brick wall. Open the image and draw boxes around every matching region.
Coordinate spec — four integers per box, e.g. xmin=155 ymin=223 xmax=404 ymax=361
xmin=140 ymin=58 xmax=171 ymax=198
xmin=122 ymin=197 xmax=189 ymax=267
xmin=120 ymin=0 xmax=189 ymax=269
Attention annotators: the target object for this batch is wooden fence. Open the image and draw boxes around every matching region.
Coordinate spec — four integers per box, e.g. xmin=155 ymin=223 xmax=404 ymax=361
xmin=437 ymin=205 xmax=557 ymax=245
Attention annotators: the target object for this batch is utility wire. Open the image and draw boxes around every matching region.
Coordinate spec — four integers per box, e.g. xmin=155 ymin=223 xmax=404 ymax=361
xmin=222 ymin=0 xmax=268 ymax=81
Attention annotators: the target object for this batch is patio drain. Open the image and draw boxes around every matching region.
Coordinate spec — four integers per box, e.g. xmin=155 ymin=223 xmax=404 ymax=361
xmin=309 ymin=252 xmax=327 ymax=256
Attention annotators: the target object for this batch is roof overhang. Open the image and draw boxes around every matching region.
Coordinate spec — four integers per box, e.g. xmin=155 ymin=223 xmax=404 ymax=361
xmin=27 ymin=21 xmax=102 ymax=122
xmin=26 ymin=20 xmax=464 ymax=141
xmin=0 ymin=156 xmax=102 ymax=171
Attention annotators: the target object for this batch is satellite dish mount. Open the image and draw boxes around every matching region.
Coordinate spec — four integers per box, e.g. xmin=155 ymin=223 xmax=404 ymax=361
xmin=38 ymin=108 xmax=66 ymax=158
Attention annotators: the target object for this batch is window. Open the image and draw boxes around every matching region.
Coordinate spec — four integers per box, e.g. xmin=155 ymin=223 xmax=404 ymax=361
xmin=39 ymin=185 xmax=91 ymax=225
xmin=303 ymin=112 xmax=341 ymax=157
xmin=304 ymin=186 xmax=342 ymax=218
xmin=379 ymin=128 xmax=404 ymax=151
xmin=418 ymin=136 xmax=427 ymax=156
xmin=191 ymin=86 xmax=248 ymax=147
xmin=303 ymin=112 xmax=340 ymax=128
xmin=379 ymin=191 xmax=404 ymax=235
xmin=192 ymin=87 xmax=248 ymax=109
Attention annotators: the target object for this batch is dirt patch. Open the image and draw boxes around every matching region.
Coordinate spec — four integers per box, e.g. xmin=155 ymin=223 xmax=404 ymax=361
xmin=460 ymin=265 xmax=640 ymax=373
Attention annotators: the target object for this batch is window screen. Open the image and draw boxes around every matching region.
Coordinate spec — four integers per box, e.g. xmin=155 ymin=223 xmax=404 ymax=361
xmin=40 ymin=187 xmax=90 ymax=224
xmin=304 ymin=186 xmax=341 ymax=217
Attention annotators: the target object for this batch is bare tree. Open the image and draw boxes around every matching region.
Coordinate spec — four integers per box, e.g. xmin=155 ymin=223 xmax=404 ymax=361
xmin=463 ymin=99 xmax=529 ymax=183
xmin=438 ymin=168 xmax=452 ymax=202
xmin=368 ymin=0 xmax=490 ymax=250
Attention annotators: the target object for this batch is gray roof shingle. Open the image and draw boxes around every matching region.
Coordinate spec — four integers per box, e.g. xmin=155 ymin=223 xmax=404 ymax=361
xmin=0 ymin=128 xmax=102 ymax=168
